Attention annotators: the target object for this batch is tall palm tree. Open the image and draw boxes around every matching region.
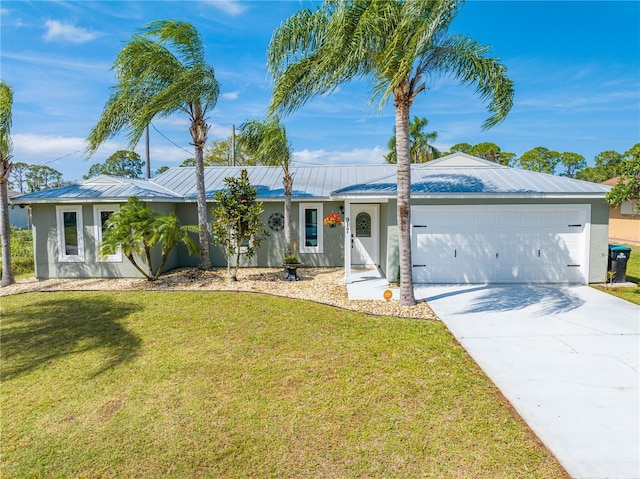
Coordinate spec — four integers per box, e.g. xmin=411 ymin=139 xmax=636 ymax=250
xmin=87 ymin=20 xmax=219 ymax=269
xmin=238 ymin=117 xmax=294 ymax=256
xmin=0 ymin=81 xmax=14 ymax=287
xmin=268 ymin=0 xmax=513 ymax=305
xmin=386 ymin=116 xmax=440 ymax=164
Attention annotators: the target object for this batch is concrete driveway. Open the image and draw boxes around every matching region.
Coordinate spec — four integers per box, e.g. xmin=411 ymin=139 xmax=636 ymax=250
xmin=415 ymin=284 xmax=640 ymax=479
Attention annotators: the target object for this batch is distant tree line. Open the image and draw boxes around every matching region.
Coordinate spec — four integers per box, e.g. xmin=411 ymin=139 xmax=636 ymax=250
xmin=444 ymin=141 xmax=639 ymax=184
xmin=384 ymin=117 xmax=637 ymax=186
xmin=8 ymin=163 xmax=70 ymax=193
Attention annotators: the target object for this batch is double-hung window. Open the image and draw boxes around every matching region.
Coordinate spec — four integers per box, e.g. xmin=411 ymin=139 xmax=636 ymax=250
xmin=93 ymin=205 xmax=122 ymax=262
xmin=299 ymin=203 xmax=323 ymax=254
xmin=56 ymin=205 xmax=84 ymax=262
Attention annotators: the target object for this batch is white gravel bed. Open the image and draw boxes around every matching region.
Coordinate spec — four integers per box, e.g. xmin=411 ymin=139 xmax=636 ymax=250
xmin=0 ymin=267 xmax=438 ymax=320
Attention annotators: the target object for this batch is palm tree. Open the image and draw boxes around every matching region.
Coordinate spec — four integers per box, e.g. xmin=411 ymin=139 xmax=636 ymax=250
xmin=268 ymin=0 xmax=513 ymax=305
xmin=386 ymin=116 xmax=440 ymax=164
xmin=100 ymin=197 xmax=198 ymax=280
xmin=150 ymin=213 xmax=199 ymax=279
xmin=238 ymin=117 xmax=294 ymax=256
xmin=0 ymin=81 xmax=14 ymax=287
xmin=87 ymin=20 xmax=219 ymax=269
xmin=100 ymin=197 xmax=157 ymax=279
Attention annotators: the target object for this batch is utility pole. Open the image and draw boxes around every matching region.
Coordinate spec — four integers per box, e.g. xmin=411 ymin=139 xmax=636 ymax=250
xmin=231 ymin=124 xmax=236 ymax=166
xmin=145 ymin=125 xmax=151 ymax=179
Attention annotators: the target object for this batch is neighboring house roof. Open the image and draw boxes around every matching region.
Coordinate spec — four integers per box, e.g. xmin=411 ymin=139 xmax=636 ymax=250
xmin=601 ymin=177 xmax=620 ymax=187
xmin=11 ymin=153 xmax=609 ymax=205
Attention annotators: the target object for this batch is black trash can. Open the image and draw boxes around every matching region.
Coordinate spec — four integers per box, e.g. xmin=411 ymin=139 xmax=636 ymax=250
xmin=608 ymin=245 xmax=632 ymax=283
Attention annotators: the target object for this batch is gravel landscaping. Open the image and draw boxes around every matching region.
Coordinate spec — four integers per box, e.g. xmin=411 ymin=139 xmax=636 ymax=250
xmin=0 ymin=267 xmax=438 ymax=320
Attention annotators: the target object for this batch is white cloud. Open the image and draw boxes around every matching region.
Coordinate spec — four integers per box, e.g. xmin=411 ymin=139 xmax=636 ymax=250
xmin=1 ymin=8 xmax=9 ymax=15
xmin=221 ymin=91 xmax=239 ymax=100
xmin=293 ymin=146 xmax=387 ymax=166
xmin=43 ymin=20 xmax=101 ymax=43
xmin=13 ymin=133 xmax=88 ymax=158
xmin=202 ymin=0 xmax=246 ymax=16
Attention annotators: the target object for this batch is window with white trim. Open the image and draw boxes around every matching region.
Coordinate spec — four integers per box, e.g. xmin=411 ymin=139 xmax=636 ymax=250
xmin=93 ymin=205 xmax=122 ymax=262
xmin=299 ymin=203 xmax=323 ymax=253
xmin=56 ymin=205 xmax=84 ymax=262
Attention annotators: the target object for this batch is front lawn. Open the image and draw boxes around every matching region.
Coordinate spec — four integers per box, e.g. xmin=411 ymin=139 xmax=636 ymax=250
xmin=1 ymin=291 xmax=568 ymax=478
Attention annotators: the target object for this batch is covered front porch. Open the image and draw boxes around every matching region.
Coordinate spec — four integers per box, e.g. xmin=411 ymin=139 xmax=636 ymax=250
xmin=341 ymin=199 xmax=397 ymax=300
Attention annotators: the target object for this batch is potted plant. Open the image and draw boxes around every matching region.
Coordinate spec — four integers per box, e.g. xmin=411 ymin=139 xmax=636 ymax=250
xmin=283 ymin=242 xmax=302 ymax=281
xmin=323 ymin=212 xmax=342 ymax=228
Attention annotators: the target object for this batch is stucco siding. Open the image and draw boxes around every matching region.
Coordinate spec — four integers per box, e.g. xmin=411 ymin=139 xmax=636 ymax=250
xmin=32 ymin=202 xmax=183 ymax=279
xmin=384 ymin=199 xmax=399 ymax=282
xmin=173 ymin=200 xmax=346 ymax=270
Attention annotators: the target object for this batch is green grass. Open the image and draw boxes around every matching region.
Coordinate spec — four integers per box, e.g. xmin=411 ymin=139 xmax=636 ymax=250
xmin=1 ymin=291 xmax=568 ymax=478
xmin=598 ymin=244 xmax=640 ymax=305
xmin=0 ymin=228 xmax=34 ymax=279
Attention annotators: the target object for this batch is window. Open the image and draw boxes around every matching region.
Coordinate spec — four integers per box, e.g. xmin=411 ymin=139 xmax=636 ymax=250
xmin=56 ymin=205 xmax=84 ymax=262
xmin=93 ymin=205 xmax=122 ymax=262
xmin=355 ymin=212 xmax=372 ymax=237
xmin=299 ymin=203 xmax=323 ymax=253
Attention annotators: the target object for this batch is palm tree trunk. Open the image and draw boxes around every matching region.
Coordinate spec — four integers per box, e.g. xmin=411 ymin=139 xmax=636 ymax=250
xmin=144 ymin=244 xmax=154 ymax=278
xmin=191 ymin=112 xmax=211 ymax=269
xmin=126 ymin=253 xmax=153 ymax=280
xmin=394 ymin=94 xmax=417 ymax=306
xmin=283 ymin=168 xmax=293 ymax=255
xmin=0 ymin=176 xmax=14 ymax=287
xmin=154 ymin=253 xmax=170 ymax=279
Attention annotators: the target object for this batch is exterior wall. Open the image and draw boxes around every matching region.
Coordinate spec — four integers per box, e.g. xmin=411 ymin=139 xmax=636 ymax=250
xmin=32 ymin=202 xmax=178 ymax=279
xmin=31 ymin=196 xmax=610 ymax=283
xmin=384 ymin=199 xmax=398 ymax=282
xmin=383 ymin=197 xmax=609 ymax=285
xmin=608 ymin=205 xmax=640 ymax=245
xmin=171 ymin=200 xmax=347 ymax=269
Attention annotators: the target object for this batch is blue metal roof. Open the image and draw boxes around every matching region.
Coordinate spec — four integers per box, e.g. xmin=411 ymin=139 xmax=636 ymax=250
xmin=11 ymin=176 xmax=182 ymax=203
xmin=333 ymin=154 xmax=610 ymax=197
xmin=152 ymin=165 xmax=398 ymax=199
xmin=11 ymin=154 xmax=608 ymax=204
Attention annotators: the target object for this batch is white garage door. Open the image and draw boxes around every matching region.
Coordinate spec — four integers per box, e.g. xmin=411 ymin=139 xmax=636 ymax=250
xmin=412 ymin=205 xmax=590 ymax=284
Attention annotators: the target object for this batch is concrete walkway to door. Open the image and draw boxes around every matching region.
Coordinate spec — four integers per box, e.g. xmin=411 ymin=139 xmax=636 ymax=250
xmin=414 ymin=284 xmax=639 ymax=479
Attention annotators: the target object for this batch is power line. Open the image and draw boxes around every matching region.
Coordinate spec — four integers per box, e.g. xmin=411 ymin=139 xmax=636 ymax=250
xmin=44 ymin=148 xmax=85 ymax=165
xmin=150 ymin=122 xmax=193 ymax=156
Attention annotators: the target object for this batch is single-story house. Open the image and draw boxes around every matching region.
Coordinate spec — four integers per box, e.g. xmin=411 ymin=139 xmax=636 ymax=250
xmin=601 ymin=177 xmax=640 ymax=245
xmin=12 ymin=153 xmax=611 ymax=284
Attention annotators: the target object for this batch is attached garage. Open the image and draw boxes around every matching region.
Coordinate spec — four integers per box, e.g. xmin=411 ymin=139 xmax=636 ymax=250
xmin=412 ymin=204 xmax=590 ymax=284
xmin=335 ymin=153 xmax=610 ymax=285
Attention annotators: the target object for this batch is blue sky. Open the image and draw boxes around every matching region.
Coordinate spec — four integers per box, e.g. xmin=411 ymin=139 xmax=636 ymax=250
xmin=1 ymin=0 xmax=639 ymax=182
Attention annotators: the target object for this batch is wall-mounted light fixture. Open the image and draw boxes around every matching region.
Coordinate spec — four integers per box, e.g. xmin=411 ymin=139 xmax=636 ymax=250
xmin=339 ymin=205 xmax=345 ymax=215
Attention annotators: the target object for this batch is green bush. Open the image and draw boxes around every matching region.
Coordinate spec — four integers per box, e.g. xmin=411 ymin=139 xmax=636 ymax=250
xmin=0 ymin=227 xmax=34 ymax=277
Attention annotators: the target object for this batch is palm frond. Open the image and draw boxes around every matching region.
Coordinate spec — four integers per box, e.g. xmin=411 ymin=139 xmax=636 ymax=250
xmin=431 ymin=35 xmax=514 ymax=129
xmin=87 ymin=20 xmax=220 ymax=157
xmin=0 ymin=82 xmax=13 ymax=159
xmin=141 ymin=20 xmax=206 ymax=69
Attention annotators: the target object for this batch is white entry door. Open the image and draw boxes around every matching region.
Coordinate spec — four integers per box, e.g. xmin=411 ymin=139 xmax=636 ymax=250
xmin=351 ymin=204 xmax=379 ymax=267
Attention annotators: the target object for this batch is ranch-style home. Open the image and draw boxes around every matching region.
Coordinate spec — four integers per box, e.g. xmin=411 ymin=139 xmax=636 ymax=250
xmin=12 ymin=153 xmax=611 ymax=285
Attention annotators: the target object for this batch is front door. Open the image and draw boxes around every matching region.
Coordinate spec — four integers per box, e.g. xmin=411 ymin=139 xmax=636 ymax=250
xmin=351 ymin=204 xmax=379 ymax=267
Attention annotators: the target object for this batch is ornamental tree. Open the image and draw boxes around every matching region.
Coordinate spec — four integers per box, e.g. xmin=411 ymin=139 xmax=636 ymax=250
xmin=211 ymin=169 xmax=268 ymax=281
xmin=605 ymin=143 xmax=640 ymax=208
